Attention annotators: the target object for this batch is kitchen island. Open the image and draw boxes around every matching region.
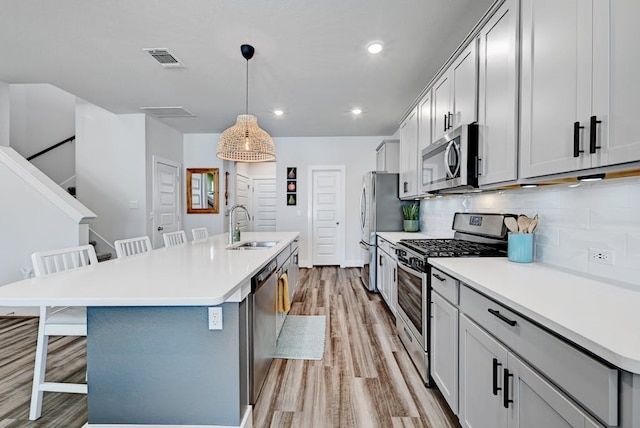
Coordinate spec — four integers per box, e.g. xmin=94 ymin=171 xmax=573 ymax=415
xmin=0 ymin=231 xmax=300 ymax=428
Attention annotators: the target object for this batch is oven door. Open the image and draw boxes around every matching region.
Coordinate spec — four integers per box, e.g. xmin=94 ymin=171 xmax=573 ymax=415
xmin=396 ymin=260 xmax=427 ymax=348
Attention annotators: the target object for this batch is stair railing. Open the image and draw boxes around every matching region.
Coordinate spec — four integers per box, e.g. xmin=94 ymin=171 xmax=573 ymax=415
xmin=26 ymin=135 xmax=75 ymax=161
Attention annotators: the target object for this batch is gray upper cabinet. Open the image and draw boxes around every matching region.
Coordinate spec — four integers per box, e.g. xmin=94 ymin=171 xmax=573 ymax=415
xmin=376 ymin=139 xmax=399 ymax=173
xmin=399 ymin=107 xmax=419 ymax=199
xmin=519 ymin=0 xmax=610 ymax=178
xmin=432 ymin=42 xmax=478 ymax=143
xmin=417 ymin=91 xmax=432 ymax=195
xmin=606 ymin=0 xmax=640 ymax=166
xmin=477 ymin=0 xmax=519 ymax=186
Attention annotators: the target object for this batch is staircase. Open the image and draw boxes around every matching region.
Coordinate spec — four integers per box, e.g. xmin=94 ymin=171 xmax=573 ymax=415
xmin=90 ymin=240 xmax=113 ymax=262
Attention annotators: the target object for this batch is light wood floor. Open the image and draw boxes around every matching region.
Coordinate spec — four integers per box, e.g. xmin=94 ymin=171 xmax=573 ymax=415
xmin=0 ymin=267 xmax=459 ymax=428
xmin=254 ymin=267 xmax=459 ymax=428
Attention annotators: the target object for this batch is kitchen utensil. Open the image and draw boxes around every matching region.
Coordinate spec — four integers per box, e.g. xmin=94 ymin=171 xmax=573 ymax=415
xmin=504 ymin=217 xmax=519 ymax=233
xmin=527 ymin=217 xmax=539 ymax=233
xmin=517 ymin=215 xmax=531 ymax=233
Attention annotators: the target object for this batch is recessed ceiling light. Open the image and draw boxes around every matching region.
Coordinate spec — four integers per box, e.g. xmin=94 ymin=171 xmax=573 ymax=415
xmin=274 ymin=109 xmax=284 ymax=116
xmin=367 ymin=42 xmax=383 ymax=54
xmin=351 ymin=108 xmax=362 ymax=115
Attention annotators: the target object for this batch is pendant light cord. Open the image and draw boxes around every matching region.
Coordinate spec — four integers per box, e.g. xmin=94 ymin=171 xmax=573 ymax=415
xmin=245 ymin=59 xmax=249 ymax=115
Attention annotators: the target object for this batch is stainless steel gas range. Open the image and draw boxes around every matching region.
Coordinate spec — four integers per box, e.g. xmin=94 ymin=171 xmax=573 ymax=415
xmin=394 ymin=212 xmax=512 ymax=385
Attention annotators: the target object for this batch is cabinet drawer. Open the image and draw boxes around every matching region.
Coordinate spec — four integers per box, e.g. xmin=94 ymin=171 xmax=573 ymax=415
xmin=430 ymin=268 xmax=459 ymax=304
xmin=377 ymin=237 xmax=392 ymax=255
xmin=460 ymin=285 xmax=619 ymax=426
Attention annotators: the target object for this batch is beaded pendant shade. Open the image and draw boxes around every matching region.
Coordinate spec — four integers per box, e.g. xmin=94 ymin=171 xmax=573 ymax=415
xmin=217 ymin=45 xmax=276 ymax=162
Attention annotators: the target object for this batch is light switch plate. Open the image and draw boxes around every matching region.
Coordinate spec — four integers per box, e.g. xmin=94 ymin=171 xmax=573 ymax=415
xmin=208 ymin=307 xmax=223 ymax=330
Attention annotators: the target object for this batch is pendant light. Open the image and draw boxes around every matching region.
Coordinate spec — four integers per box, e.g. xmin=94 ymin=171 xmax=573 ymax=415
xmin=216 ymin=44 xmax=276 ymax=162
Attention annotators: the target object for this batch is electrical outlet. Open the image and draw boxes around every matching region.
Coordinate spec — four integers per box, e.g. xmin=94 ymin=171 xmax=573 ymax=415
xmin=589 ymin=248 xmax=614 ymax=265
xmin=208 ymin=307 xmax=223 ymax=330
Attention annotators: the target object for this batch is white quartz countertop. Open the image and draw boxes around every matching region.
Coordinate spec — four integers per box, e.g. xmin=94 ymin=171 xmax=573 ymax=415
xmin=0 ymin=232 xmax=299 ymax=307
xmin=429 ymin=258 xmax=640 ymax=374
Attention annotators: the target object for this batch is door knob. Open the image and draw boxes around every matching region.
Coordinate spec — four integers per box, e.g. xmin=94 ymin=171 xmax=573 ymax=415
xmin=157 ymin=226 xmax=164 ymax=231
xmin=336 ymin=222 xmax=340 ymax=225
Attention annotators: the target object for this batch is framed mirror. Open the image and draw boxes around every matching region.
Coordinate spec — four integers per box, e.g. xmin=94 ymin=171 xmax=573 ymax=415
xmin=187 ymin=168 xmax=220 ymax=214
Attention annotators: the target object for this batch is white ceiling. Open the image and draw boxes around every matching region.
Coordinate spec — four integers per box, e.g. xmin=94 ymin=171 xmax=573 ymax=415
xmin=0 ymin=0 xmax=495 ymax=137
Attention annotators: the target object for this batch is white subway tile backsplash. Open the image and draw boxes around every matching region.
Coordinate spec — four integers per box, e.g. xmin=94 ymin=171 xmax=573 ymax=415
xmin=537 ymin=208 xmax=590 ymax=229
xmin=420 ymin=177 xmax=640 ymax=287
xmin=627 ymin=233 xmax=640 ymax=257
xmin=535 ymin=243 xmax=589 ymax=273
xmin=533 ymin=226 xmax=559 ymax=246
xmin=590 ymin=207 xmax=640 ymax=232
xmin=559 ymin=228 xmax=627 ymax=254
xmin=628 ymin=182 xmax=640 ymax=208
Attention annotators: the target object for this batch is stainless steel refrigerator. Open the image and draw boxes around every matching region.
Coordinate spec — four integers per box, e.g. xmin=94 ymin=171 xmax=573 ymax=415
xmin=359 ymin=172 xmax=403 ymax=291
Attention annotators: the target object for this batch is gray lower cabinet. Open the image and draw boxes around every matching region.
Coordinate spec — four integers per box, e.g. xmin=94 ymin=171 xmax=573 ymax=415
xmin=459 ymin=313 xmax=509 ymax=428
xmin=459 ymin=314 xmax=604 ymax=428
xmin=509 ymin=352 xmax=602 ymax=428
xmin=431 ymin=290 xmax=459 ymax=414
xmin=377 ymin=238 xmax=397 ymax=315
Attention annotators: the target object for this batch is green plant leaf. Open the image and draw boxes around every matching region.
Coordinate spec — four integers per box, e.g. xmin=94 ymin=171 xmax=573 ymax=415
xmin=402 ymin=203 xmax=419 ymax=220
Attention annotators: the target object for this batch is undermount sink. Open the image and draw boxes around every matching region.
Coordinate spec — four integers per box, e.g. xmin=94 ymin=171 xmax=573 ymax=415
xmin=227 ymin=241 xmax=279 ymax=250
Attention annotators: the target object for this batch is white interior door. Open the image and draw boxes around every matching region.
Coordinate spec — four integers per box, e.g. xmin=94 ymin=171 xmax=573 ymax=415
xmin=153 ymin=157 xmax=181 ymax=248
xmin=310 ymin=167 xmax=344 ymax=266
xmin=191 ymin=173 xmax=203 ymax=208
xmin=235 ymin=173 xmax=251 ymax=231
xmin=252 ymin=178 xmax=276 ymax=231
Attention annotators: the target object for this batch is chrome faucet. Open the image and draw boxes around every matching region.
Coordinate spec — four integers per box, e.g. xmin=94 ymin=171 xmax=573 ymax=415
xmin=228 ymin=204 xmax=250 ymax=244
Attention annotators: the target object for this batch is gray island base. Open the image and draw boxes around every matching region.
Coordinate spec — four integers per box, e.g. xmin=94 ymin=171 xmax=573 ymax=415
xmin=85 ymin=303 xmax=251 ymax=427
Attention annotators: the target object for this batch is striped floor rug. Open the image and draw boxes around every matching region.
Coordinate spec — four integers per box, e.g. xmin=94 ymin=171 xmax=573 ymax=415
xmin=274 ymin=315 xmax=326 ymax=360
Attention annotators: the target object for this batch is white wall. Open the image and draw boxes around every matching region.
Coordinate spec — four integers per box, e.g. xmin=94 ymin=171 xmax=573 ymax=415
xmin=0 ymin=81 xmax=9 ymax=147
xmin=242 ymin=161 xmax=276 ymax=177
xmin=0 ymin=160 xmax=81 ymax=285
xmin=76 ymin=100 xmax=147 ymax=246
xmin=420 ymin=177 xmax=640 ymax=287
xmin=183 ymin=133 xmax=228 ymax=236
xmin=10 ymin=84 xmax=76 ymax=185
xmin=274 ymin=136 xmax=383 ymax=267
xmin=145 ymin=116 xmax=184 ymax=240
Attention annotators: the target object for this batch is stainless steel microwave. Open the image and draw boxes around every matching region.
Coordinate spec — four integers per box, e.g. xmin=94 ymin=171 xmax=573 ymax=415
xmin=421 ymin=123 xmax=479 ymax=194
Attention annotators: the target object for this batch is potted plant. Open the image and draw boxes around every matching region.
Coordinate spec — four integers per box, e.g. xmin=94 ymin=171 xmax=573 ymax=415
xmin=402 ymin=202 xmax=420 ymax=232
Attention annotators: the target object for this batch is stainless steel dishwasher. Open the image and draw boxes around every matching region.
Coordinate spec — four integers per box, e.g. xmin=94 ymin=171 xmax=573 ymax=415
xmin=249 ymin=259 xmax=278 ymax=404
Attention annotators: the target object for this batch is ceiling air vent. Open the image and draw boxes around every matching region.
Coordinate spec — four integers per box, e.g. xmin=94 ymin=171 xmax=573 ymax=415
xmin=143 ymin=48 xmax=184 ymax=68
xmin=139 ymin=106 xmax=196 ymax=118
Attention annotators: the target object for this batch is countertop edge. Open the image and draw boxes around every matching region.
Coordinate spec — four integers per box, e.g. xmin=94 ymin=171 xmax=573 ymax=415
xmin=0 ymin=232 xmax=299 ymax=308
xmin=429 ymin=258 xmax=640 ymax=374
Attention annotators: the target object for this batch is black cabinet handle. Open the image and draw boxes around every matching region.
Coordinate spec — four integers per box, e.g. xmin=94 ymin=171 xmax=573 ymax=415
xmin=503 ymin=368 xmax=513 ymax=408
xmin=488 ymin=308 xmax=517 ymax=327
xmin=433 ymin=273 xmax=446 ymax=282
xmin=393 ymin=268 xmax=396 ymax=282
xmin=590 ymin=115 xmax=602 ymax=154
xmin=403 ymin=181 xmax=408 ymax=193
xmin=573 ymin=121 xmax=584 ymax=157
xmin=379 ymin=255 xmax=383 ymax=266
xmin=444 ymin=114 xmax=448 ymax=132
xmin=447 ymin=112 xmax=453 ymax=130
xmin=492 ymin=358 xmax=502 ymax=396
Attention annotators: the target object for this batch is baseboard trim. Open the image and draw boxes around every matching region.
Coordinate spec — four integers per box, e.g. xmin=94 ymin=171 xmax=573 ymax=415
xmin=0 ymin=306 xmax=39 ymax=317
xmin=300 ymin=260 xmax=364 ymax=269
xmin=83 ymin=405 xmax=252 ymax=428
